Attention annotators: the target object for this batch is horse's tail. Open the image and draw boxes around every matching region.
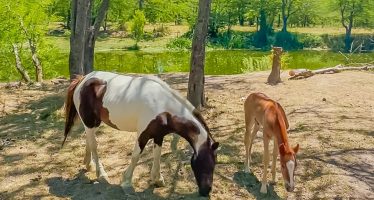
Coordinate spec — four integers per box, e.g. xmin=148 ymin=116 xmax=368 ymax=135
xmin=62 ymin=75 xmax=85 ymax=147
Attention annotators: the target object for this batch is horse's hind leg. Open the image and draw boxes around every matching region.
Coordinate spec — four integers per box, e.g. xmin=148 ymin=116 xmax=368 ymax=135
xmin=85 ymin=127 xmax=108 ymax=182
xmin=151 ymin=143 xmax=165 ymax=187
xmin=121 ymin=140 xmax=142 ymax=189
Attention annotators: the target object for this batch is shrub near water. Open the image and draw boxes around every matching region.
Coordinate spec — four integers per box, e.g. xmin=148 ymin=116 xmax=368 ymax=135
xmin=166 ymin=37 xmax=192 ymax=50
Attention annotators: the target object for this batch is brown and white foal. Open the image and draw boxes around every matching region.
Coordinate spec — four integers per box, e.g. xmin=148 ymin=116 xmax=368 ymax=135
xmin=63 ymin=71 xmax=219 ymax=196
xmin=244 ymin=93 xmax=299 ymax=193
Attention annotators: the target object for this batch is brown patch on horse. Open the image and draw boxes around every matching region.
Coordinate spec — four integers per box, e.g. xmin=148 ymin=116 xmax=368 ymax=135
xmin=79 ymin=77 xmax=118 ymax=129
xmin=63 ymin=75 xmax=85 ymax=146
xmin=138 ymin=112 xmax=200 ymax=152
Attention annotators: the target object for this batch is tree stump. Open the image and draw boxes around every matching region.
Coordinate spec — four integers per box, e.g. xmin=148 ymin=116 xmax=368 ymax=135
xmin=267 ymin=47 xmax=282 ymax=85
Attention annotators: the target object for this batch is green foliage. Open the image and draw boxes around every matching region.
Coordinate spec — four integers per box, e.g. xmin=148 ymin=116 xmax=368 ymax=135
xmin=321 ymin=34 xmax=374 ymax=52
xmin=131 ymin=10 xmax=146 ymax=42
xmin=274 ymin=31 xmax=303 ymax=50
xmin=241 ymin=56 xmax=271 ymax=73
xmin=298 ymin=34 xmax=324 ymax=48
xmin=166 ymin=37 xmax=192 ymax=50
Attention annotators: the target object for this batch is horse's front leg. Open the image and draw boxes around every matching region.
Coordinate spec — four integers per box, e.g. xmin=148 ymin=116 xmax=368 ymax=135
xmin=121 ymin=141 xmax=142 ymax=189
xmin=151 ymin=143 xmax=165 ymax=187
xmin=260 ymin=135 xmax=270 ymax=194
xmin=85 ymin=127 xmax=108 ymax=182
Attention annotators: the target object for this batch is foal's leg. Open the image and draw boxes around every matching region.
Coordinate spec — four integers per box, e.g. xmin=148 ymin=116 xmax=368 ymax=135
xmin=260 ymin=134 xmax=270 ymax=194
xmin=271 ymin=137 xmax=278 ymax=183
xmin=121 ymin=140 xmax=142 ymax=189
xmin=151 ymin=143 xmax=165 ymax=187
xmin=85 ymin=127 xmax=108 ymax=181
xmin=244 ymin=117 xmax=254 ymax=173
xmin=245 ymin=120 xmax=259 ymax=173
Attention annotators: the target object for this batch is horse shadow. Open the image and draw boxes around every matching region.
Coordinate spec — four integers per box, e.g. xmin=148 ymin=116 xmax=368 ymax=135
xmin=233 ymin=171 xmax=282 ymax=200
xmin=46 ymin=164 xmax=205 ymax=200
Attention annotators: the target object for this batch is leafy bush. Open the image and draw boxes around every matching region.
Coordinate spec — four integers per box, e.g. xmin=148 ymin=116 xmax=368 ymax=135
xmin=322 ymin=34 xmax=374 ymax=52
xmin=298 ymin=34 xmax=324 ymax=48
xmin=166 ymin=37 xmax=192 ymax=50
xmin=274 ymin=31 xmax=303 ymax=50
xmin=131 ymin=10 xmax=146 ymax=42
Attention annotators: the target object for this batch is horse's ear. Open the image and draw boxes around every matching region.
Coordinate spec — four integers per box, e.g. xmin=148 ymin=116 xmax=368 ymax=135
xmin=212 ymin=142 xmax=219 ymax=151
xmin=293 ymin=144 xmax=300 ymax=154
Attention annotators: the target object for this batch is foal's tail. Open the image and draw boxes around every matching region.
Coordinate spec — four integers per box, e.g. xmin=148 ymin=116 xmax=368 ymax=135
xmin=62 ymin=75 xmax=84 ymax=147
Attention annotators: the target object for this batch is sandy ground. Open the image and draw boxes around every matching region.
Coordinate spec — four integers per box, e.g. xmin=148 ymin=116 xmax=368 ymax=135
xmin=0 ymin=71 xmax=373 ymax=200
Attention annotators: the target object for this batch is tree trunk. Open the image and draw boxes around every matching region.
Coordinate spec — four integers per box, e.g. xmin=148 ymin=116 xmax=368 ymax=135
xmin=281 ymin=0 xmax=288 ymax=32
xmin=267 ymin=47 xmax=282 ymax=85
xmin=69 ymin=0 xmax=90 ymax=79
xmin=69 ymin=0 xmax=110 ymax=79
xmin=139 ymin=0 xmax=144 ymax=10
xmin=239 ymin=13 xmax=244 ymax=26
xmin=282 ymin=16 xmax=288 ymax=32
xmin=257 ymin=9 xmax=268 ymax=47
xmin=187 ymin=0 xmax=211 ymax=109
xmin=28 ymin=39 xmax=43 ymax=82
xmin=12 ymin=44 xmax=31 ymax=83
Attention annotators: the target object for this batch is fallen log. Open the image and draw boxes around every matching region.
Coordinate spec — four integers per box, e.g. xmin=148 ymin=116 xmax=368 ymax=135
xmin=289 ymin=65 xmax=374 ymax=80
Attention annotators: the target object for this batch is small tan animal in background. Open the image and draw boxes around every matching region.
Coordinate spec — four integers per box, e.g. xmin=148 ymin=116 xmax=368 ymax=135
xmin=244 ymin=92 xmax=299 ymax=194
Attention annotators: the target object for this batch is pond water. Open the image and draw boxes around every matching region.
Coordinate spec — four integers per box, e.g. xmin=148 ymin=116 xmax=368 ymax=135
xmin=93 ymin=50 xmax=374 ymax=74
xmin=1 ymin=50 xmax=373 ymax=81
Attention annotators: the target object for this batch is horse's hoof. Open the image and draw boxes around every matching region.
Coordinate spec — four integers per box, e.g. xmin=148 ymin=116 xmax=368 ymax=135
xmin=244 ymin=167 xmax=251 ymax=173
xmin=85 ymin=161 xmax=95 ymax=172
xmin=260 ymin=184 xmax=267 ymax=194
xmin=98 ymin=175 xmax=110 ymax=184
xmin=120 ymin=182 xmax=135 ymax=193
xmin=151 ymin=177 xmax=165 ymax=187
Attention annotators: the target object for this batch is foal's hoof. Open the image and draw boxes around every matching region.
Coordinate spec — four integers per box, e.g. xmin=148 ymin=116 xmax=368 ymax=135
xmin=260 ymin=184 xmax=267 ymax=194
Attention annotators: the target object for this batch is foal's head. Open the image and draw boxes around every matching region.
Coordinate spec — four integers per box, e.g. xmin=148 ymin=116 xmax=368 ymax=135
xmin=191 ymin=139 xmax=219 ymax=196
xmin=279 ymin=143 xmax=299 ymax=192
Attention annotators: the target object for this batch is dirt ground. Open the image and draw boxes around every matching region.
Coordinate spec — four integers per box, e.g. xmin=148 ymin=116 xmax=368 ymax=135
xmin=0 ymin=71 xmax=373 ymax=200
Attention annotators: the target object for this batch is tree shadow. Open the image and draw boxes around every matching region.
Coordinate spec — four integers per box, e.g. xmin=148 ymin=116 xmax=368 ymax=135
xmin=233 ymin=171 xmax=282 ymax=200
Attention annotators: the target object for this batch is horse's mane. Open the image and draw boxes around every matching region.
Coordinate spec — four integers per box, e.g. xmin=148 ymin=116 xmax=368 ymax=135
xmin=144 ymin=75 xmax=213 ymax=140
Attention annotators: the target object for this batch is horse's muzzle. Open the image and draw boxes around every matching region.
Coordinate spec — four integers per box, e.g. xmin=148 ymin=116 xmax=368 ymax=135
xmin=199 ymin=186 xmax=212 ymax=196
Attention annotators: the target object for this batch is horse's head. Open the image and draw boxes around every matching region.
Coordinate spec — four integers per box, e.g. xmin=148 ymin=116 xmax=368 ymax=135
xmin=279 ymin=143 xmax=299 ymax=192
xmin=191 ymin=140 xmax=219 ymax=196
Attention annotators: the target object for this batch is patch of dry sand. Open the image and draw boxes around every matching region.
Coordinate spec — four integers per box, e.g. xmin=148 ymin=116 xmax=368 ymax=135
xmin=0 ymin=71 xmax=373 ymax=199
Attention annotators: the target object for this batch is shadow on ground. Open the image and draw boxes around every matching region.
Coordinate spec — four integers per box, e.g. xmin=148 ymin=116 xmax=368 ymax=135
xmin=233 ymin=171 xmax=281 ymax=200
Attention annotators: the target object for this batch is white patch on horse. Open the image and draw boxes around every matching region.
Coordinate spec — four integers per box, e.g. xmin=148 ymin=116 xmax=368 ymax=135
xmin=286 ymin=160 xmax=295 ymax=188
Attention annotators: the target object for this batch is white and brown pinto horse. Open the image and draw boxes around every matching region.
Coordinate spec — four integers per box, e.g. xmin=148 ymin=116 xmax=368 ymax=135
xmin=63 ymin=71 xmax=219 ymax=196
xmin=244 ymin=93 xmax=299 ymax=193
